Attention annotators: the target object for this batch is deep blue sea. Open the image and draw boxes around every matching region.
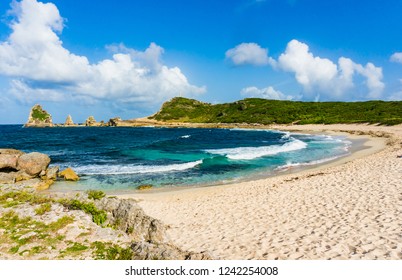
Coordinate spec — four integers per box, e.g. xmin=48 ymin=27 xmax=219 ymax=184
xmin=0 ymin=125 xmax=352 ymax=192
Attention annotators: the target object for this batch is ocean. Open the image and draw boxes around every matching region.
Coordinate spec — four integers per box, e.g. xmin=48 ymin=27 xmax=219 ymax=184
xmin=0 ymin=125 xmax=353 ymax=192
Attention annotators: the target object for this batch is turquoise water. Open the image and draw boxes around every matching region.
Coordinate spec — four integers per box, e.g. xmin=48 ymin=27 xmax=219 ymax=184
xmin=0 ymin=125 xmax=351 ymax=192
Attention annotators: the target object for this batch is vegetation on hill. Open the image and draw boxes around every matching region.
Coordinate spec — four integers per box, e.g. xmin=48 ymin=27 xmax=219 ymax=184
xmin=31 ymin=105 xmax=51 ymax=121
xmin=151 ymin=97 xmax=402 ymax=125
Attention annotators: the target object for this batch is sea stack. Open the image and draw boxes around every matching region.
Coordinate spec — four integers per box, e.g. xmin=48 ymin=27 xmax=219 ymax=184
xmin=85 ymin=116 xmax=97 ymax=126
xmin=64 ymin=115 xmax=74 ymax=126
xmin=25 ymin=104 xmax=53 ymax=127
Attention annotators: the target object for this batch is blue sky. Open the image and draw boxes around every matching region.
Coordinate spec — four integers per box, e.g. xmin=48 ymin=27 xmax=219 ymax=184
xmin=0 ymin=0 xmax=401 ymax=124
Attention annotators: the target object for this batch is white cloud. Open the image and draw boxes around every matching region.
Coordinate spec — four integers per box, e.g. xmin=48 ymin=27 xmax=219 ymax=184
xmin=225 ymin=43 xmax=275 ymax=66
xmin=0 ymin=0 xmax=205 ymax=105
xmin=390 ymin=52 xmax=402 ymax=63
xmin=241 ymin=86 xmax=297 ymax=100
xmin=276 ymin=40 xmax=384 ymax=99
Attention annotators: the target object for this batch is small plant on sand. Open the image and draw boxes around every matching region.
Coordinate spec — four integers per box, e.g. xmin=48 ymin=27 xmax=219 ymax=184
xmin=35 ymin=203 xmax=52 ymax=215
xmin=59 ymin=199 xmax=107 ymax=226
xmin=86 ymin=190 xmax=106 ymax=200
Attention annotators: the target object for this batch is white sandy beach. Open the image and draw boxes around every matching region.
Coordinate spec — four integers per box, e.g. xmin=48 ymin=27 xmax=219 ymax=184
xmin=118 ymin=124 xmax=402 ymax=260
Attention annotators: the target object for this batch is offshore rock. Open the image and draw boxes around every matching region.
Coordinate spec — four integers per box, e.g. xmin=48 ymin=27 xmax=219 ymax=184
xmin=17 ymin=152 xmax=51 ymax=176
xmin=108 ymin=117 xmax=122 ymax=127
xmin=85 ymin=116 xmax=97 ymax=126
xmin=25 ymin=104 xmax=53 ymax=127
xmin=59 ymin=167 xmax=79 ymax=181
xmin=64 ymin=115 xmax=74 ymax=126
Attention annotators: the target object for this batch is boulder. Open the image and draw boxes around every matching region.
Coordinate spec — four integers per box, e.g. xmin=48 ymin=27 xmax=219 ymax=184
xmin=45 ymin=166 xmax=59 ymax=180
xmin=25 ymin=104 xmax=53 ymax=127
xmin=0 ymin=172 xmax=16 ymax=184
xmin=59 ymin=167 xmax=79 ymax=181
xmin=0 ymin=149 xmax=24 ymax=171
xmin=95 ymin=197 xmax=166 ymax=243
xmin=14 ymin=171 xmax=34 ymax=182
xmin=17 ymin=152 xmax=51 ymax=176
xmin=64 ymin=115 xmax=74 ymax=126
xmin=35 ymin=179 xmax=54 ymax=190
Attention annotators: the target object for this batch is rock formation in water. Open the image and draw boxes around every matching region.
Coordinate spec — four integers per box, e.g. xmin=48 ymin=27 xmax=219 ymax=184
xmin=25 ymin=104 xmax=53 ymax=127
xmin=108 ymin=117 xmax=122 ymax=127
xmin=85 ymin=116 xmax=97 ymax=126
xmin=64 ymin=115 xmax=74 ymax=126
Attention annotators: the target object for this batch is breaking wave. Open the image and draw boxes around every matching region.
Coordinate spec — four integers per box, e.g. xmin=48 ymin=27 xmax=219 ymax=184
xmin=205 ymin=138 xmax=307 ymax=160
xmin=73 ymin=160 xmax=202 ymax=175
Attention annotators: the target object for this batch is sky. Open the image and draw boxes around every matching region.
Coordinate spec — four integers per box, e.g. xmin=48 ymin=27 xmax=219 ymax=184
xmin=0 ymin=0 xmax=401 ymax=124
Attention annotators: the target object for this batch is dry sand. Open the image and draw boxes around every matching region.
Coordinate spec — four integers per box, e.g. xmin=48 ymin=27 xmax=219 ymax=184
xmin=118 ymin=124 xmax=402 ymax=260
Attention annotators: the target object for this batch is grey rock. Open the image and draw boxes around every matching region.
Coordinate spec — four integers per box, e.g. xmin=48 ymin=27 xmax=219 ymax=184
xmin=0 ymin=149 xmax=24 ymax=170
xmin=45 ymin=166 xmax=59 ymax=180
xmin=0 ymin=172 xmax=16 ymax=184
xmin=96 ymin=197 xmax=166 ymax=243
xmin=130 ymin=242 xmax=213 ymax=260
xmin=17 ymin=152 xmax=51 ymax=176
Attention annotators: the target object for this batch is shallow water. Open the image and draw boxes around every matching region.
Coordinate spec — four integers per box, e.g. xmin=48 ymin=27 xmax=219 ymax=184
xmin=0 ymin=125 xmax=351 ymax=191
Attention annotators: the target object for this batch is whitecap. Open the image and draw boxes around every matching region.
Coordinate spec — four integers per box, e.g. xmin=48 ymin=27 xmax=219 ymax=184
xmin=205 ymin=138 xmax=307 ymax=160
xmin=73 ymin=160 xmax=202 ymax=175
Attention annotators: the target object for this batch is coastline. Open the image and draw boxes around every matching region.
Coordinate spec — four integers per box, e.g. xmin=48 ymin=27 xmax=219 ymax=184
xmin=116 ymin=124 xmax=402 ymax=259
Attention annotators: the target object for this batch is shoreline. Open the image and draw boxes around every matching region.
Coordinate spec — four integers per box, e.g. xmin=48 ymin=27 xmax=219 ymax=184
xmin=47 ymin=126 xmax=385 ymax=196
xmin=116 ymin=124 xmax=402 ymax=259
xmin=111 ymin=127 xmax=385 ymax=196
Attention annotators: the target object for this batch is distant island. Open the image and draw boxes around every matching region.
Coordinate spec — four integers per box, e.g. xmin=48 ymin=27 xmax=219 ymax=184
xmin=24 ymin=97 xmax=402 ymax=127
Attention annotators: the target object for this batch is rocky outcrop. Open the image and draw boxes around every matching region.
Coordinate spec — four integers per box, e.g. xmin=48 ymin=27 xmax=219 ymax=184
xmin=96 ymin=197 xmax=166 ymax=243
xmin=64 ymin=115 xmax=74 ymax=126
xmin=95 ymin=197 xmax=213 ymax=260
xmin=25 ymin=104 xmax=53 ymax=127
xmin=85 ymin=116 xmax=97 ymax=126
xmin=131 ymin=242 xmax=212 ymax=260
xmin=108 ymin=117 xmax=122 ymax=127
xmin=59 ymin=167 xmax=79 ymax=181
xmin=0 ymin=149 xmax=54 ymax=188
xmin=17 ymin=152 xmax=50 ymax=176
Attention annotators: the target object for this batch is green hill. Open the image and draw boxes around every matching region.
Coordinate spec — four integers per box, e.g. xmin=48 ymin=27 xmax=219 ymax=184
xmin=151 ymin=97 xmax=402 ymax=125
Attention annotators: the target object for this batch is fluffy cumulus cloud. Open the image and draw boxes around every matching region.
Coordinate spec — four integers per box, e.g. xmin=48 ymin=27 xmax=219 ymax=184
xmin=0 ymin=0 xmax=205 ymax=105
xmin=227 ymin=39 xmax=385 ymax=100
xmin=241 ymin=86 xmax=296 ymax=100
xmin=225 ymin=43 xmax=275 ymax=66
xmin=277 ymin=40 xmax=384 ymax=99
xmin=390 ymin=52 xmax=402 ymax=64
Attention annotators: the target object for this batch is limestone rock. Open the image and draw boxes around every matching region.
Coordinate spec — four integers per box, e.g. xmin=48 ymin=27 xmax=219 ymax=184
xmin=25 ymin=104 xmax=53 ymax=127
xmin=35 ymin=179 xmax=54 ymax=190
xmin=17 ymin=152 xmax=51 ymax=176
xmin=130 ymin=242 xmax=213 ymax=260
xmin=85 ymin=116 xmax=97 ymax=126
xmin=96 ymin=197 xmax=166 ymax=243
xmin=45 ymin=166 xmax=59 ymax=180
xmin=64 ymin=115 xmax=74 ymax=126
xmin=108 ymin=117 xmax=122 ymax=127
xmin=59 ymin=167 xmax=79 ymax=181
xmin=14 ymin=171 xmax=34 ymax=182
xmin=0 ymin=172 xmax=16 ymax=184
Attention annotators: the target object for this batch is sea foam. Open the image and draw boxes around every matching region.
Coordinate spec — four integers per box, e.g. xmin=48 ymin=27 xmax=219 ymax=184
xmin=205 ymin=138 xmax=307 ymax=160
xmin=73 ymin=160 xmax=202 ymax=175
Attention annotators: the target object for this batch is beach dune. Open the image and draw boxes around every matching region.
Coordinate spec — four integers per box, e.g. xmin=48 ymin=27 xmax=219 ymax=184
xmin=118 ymin=124 xmax=402 ymax=260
